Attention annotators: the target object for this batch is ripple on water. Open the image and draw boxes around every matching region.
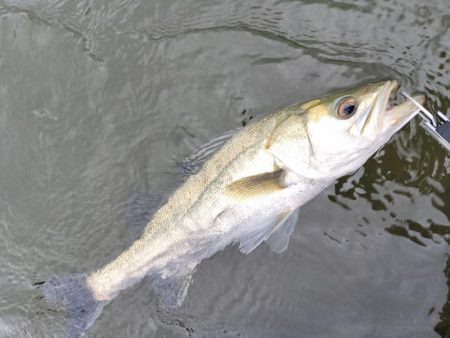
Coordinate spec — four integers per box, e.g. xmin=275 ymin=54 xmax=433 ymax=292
xmin=0 ymin=0 xmax=449 ymax=337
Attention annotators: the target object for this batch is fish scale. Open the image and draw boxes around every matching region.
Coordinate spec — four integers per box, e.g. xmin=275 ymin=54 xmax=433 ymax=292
xmin=39 ymin=80 xmax=423 ymax=338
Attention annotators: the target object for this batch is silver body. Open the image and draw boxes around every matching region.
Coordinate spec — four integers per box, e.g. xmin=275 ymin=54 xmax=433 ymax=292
xmin=87 ymin=110 xmax=330 ymax=300
xmin=42 ymin=80 xmax=424 ymax=338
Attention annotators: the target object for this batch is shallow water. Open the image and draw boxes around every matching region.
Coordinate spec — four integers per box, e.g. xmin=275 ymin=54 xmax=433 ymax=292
xmin=0 ymin=0 xmax=449 ymax=337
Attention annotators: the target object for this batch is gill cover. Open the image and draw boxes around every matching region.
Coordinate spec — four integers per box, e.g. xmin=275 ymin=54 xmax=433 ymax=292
xmin=265 ymin=81 xmax=402 ymax=180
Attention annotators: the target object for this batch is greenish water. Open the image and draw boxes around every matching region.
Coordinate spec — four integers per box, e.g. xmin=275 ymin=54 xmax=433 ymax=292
xmin=0 ymin=0 xmax=449 ymax=337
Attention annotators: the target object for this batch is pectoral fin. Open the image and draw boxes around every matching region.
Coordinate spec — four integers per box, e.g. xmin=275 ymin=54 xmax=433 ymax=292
xmin=239 ymin=210 xmax=292 ymax=254
xmin=225 ymin=170 xmax=285 ymax=200
xmin=265 ymin=208 xmax=299 ymax=254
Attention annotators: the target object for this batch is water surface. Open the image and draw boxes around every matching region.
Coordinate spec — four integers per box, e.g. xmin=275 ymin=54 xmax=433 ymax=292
xmin=0 ymin=0 xmax=449 ymax=337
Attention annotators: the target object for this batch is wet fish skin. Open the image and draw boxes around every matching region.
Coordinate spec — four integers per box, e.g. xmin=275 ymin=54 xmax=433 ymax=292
xmin=87 ymin=105 xmax=322 ymax=298
xmin=41 ymin=79 xmax=424 ymax=337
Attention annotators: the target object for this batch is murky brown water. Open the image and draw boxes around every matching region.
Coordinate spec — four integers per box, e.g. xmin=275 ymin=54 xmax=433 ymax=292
xmin=0 ymin=0 xmax=449 ymax=337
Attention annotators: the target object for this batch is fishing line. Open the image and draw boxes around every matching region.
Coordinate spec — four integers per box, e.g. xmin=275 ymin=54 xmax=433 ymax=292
xmin=400 ymin=89 xmax=450 ymax=152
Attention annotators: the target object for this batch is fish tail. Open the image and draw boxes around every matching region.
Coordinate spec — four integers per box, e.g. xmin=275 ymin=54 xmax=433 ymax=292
xmin=38 ymin=273 xmax=106 ymax=338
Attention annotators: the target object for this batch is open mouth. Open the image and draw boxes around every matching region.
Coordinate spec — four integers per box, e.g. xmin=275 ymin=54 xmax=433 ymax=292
xmin=385 ymin=80 xmax=425 ymax=113
xmin=382 ymin=80 xmax=425 ymax=132
xmin=386 ymin=81 xmax=399 ymax=112
xmin=355 ymin=80 xmax=425 ymax=136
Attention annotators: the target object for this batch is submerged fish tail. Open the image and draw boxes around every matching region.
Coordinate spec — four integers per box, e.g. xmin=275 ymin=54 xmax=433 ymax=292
xmin=40 ymin=273 xmax=107 ymax=338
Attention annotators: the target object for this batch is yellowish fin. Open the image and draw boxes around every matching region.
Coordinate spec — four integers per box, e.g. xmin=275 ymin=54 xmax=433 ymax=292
xmin=224 ymin=170 xmax=285 ymax=200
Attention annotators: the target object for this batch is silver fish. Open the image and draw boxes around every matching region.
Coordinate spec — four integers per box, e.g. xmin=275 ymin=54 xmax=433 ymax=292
xmin=40 ymin=79 xmax=423 ymax=337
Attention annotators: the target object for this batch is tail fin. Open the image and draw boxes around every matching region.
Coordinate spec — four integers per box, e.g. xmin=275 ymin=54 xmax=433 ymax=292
xmin=38 ymin=273 xmax=106 ymax=338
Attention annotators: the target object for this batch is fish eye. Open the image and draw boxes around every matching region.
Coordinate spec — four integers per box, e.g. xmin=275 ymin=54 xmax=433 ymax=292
xmin=336 ymin=98 xmax=357 ymax=119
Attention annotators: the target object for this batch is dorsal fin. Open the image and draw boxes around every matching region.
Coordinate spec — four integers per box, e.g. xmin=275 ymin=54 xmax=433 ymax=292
xmin=181 ymin=128 xmax=241 ymax=177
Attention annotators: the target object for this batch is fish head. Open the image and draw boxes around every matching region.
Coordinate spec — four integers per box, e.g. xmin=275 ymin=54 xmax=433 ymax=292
xmin=295 ymin=80 xmax=424 ymax=180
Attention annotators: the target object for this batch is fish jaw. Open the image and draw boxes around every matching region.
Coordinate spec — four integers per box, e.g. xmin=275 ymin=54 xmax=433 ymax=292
xmin=272 ymin=79 xmax=422 ymax=181
xmin=351 ymin=80 xmax=398 ymax=137
xmin=382 ymin=94 xmax=424 ymax=135
xmin=352 ymin=80 xmax=424 ymax=139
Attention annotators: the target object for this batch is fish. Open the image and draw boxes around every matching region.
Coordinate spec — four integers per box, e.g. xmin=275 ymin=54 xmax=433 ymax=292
xmin=39 ymin=79 xmax=424 ymax=337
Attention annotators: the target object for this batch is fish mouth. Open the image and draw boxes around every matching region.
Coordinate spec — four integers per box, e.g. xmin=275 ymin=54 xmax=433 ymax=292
xmin=383 ymin=81 xmax=425 ymax=133
xmin=357 ymin=80 xmax=425 ymax=137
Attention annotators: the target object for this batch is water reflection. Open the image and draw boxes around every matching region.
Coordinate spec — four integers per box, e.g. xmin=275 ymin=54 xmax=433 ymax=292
xmin=436 ymin=257 xmax=450 ymax=336
xmin=0 ymin=0 xmax=449 ymax=336
xmin=331 ymin=122 xmax=450 ymax=337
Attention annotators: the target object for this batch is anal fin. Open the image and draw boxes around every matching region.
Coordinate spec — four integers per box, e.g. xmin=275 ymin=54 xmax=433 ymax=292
xmin=151 ymin=274 xmax=193 ymax=309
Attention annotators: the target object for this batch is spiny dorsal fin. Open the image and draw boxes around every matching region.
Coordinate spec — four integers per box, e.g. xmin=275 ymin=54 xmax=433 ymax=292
xmin=181 ymin=128 xmax=241 ymax=177
xmin=225 ymin=169 xmax=285 ymax=200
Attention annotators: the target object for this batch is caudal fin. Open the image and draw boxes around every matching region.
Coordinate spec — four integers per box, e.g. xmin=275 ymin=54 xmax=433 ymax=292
xmin=37 ymin=273 xmax=106 ymax=338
